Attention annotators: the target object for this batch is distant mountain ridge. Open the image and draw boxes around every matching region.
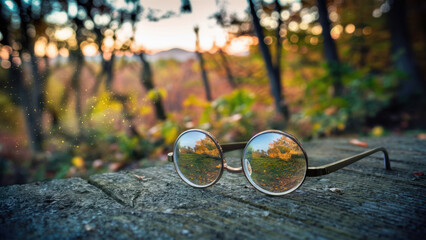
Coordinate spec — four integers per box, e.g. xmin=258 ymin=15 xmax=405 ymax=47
xmin=146 ymin=48 xmax=196 ymax=62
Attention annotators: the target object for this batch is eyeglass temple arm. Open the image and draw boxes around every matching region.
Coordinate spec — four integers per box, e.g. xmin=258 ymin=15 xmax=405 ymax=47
xmin=306 ymin=147 xmax=391 ymax=177
xmin=167 ymin=142 xmax=247 ymax=162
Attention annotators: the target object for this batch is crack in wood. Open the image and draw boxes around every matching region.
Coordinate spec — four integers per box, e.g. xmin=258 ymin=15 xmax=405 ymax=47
xmin=87 ymin=178 xmax=129 ymax=207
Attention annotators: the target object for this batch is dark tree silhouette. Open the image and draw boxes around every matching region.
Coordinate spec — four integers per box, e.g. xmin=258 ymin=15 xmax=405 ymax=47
xmin=194 ymin=26 xmax=213 ymax=101
xmin=3 ymin=0 xmax=54 ymax=152
xmin=218 ymin=47 xmax=236 ymax=88
xmin=248 ymin=0 xmax=289 ymax=121
xmin=316 ymin=0 xmax=343 ymax=97
xmin=139 ymin=53 xmax=167 ymax=120
xmin=389 ymin=0 xmax=425 ymax=103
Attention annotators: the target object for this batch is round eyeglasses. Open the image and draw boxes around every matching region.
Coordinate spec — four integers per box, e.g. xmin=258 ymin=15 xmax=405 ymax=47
xmin=169 ymin=129 xmax=391 ymax=196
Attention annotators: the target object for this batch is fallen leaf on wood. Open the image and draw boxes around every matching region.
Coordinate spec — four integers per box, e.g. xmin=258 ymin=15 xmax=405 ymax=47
xmin=417 ymin=133 xmax=426 ymax=140
xmin=349 ymin=139 xmax=368 ymax=148
xmin=109 ymin=162 xmax=124 ymax=171
xmin=133 ymin=174 xmax=145 ymax=180
xmin=329 ymin=187 xmax=343 ymax=194
xmin=85 ymin=224 xmax=94 ymax=231
xmin=413 ymin=172 xmax=424 ymax=176
xmin=92 ymin=159 xmax=103 ymax=169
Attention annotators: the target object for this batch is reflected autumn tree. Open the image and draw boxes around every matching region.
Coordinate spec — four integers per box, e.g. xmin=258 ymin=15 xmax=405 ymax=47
xmin=194 ymin=137 xmax=219 ymax=156
xmin=178 ymin=136 xmax=219 ymax=157
xmin=250 ymin=135 xmax=302 ymax=160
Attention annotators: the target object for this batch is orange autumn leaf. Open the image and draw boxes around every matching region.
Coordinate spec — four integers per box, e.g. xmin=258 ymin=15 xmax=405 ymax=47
xmin=109 ymin=162 xmax=125 ymax=171
xmin=133 ymin=174 xmax=145 ymax=180
xmin=417 ymin=133 xmax=426 ymax=140
xmin=349 ymin=139 xmax=368 ymax=148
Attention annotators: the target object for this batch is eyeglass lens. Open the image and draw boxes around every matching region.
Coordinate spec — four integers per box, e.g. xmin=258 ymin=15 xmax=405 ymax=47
xmin=243 ymin=132 xmax=307 ymax=194
xmin=174 ymin=131 xmax=222 ymax=186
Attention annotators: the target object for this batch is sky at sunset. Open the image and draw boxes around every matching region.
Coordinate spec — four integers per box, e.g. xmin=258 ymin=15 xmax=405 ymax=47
xmin=132 ymin=0 xmax=248 ymax=53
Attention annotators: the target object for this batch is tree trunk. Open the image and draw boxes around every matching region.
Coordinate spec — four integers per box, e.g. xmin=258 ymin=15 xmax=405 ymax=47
xmin=196 ymin=50 xmax=212 ymax=101
xmin=218 ymin=48 xmax=236 ymax=88
xmin=317 ymin=0 xmax=343 ymax=97
xmin=274 ymin=0 xmax=282 ymax=85
xmin=194 ymin=27 xmax=213 ymax=101
xmin=59 ymin=50 xmax=83 ymax=112
xmin=70 ymin=50 xmax=84 ymax=134
xmin=1 ymin=2 xmax=42 ymax=152
xmin=389 ymin=0 xmax=424 ymax=102
xmin=10 ymin=61 xmax=43 ymax=152
xmin=139 ymin=53 xmax=167 ymax=121
xmin=17 ymin=3 xmax=44 ymax=152
xmin=105 ymin=54 xmax=115 ymax=91
xmin=248 ymin=0 xmax=289 ymax=120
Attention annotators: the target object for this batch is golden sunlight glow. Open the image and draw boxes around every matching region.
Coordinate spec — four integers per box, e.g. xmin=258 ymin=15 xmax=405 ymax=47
xmin=68 ymin=38 xmax=78 ymax=49
xmin=225 ymin=36 xmax=257 ymax=55
xmin=311 ymin=25 xmax=322 ymax=35
xmin=103 ymin=37 xmax=114 ymax=49
xmin=103 ymin=52 xmax=112 ymax=61
xmin=0 ymin=46 xmax=11 ymax=60
xmin=46 ymin=43 xmax=58 ymax=58
xmin=288 ymin=21 xmax=299 ymax=32
xmin=55 ymin=27 xmax=74 ymax=41
xmin=310 ymin=36 xmax=318 ymax=45
xmin=104 ymin=29 xmax=114 ymax=37
xmin=331 ymin=25 xmax=343 ymax=39
xmin=329 ymin=12 xmax=339 ymax=22
xmin=59 ymin=48 xmax=69 ymax=58
xmin=215 ymin=34 xmax=227 ymax=48
xmin=345 ymin=24 xmax=355 ymax=34
xmin=81 ymin=42 xmax=99 ymax=57
xmin=34 ymin=37 xmax=48 ymax=57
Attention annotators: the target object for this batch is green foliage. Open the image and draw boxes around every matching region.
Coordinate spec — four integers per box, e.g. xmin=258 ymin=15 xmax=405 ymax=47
xmin=0 ymin=94 xmax=20 ymax=131
xmin=190 ymin=89 xmax=257 ymax=141
xmin=299 ymin=64 xmax=399 ymax=136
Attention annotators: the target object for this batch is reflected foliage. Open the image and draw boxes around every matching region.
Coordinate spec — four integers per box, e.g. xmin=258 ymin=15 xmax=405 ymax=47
xmin=245 ymin=133 xmax=306 ymax=193
xmin=176 ymin=132 xmax=221 ymax=186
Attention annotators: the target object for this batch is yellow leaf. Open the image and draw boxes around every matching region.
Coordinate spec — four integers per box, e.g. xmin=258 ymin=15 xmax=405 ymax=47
xmin=337 ymin=123 xmax=345 ymax=131
xmin=158 ymin=88 xmax=167 ymax=98
xmin=371 ymin=126 xmax=384 ymax=137
xmin=164 ymin=127 xmax=178 ymax=145
xmin=72 ymin=156 xmax=85 ymax=168
xmin=183 ymin=94 xmax=209 ymax=107
xmin=313 ymin=123 xmax=321 ymax=131
xmin=139 ymin=105 xmax=152 ymax=115
xmin=147 ymin=88 xmax=165 ymax=101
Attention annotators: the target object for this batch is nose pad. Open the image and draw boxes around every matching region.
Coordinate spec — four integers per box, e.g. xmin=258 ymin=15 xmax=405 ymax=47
xmin=223 ymin=158 xmax=242 ymax=173
xmin=245 ymin=158 xmax=252 ymax=176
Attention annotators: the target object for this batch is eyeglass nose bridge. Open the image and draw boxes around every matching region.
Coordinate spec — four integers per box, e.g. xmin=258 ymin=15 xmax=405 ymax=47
xmin=221 ymin=142 xmax=246 ymax=173
xmin=223 ymin=159 xmax=243 ymax=173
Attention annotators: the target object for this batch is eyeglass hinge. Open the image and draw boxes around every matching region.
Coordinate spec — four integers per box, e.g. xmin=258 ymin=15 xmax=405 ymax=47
xmin=168 ymin=152 xmax=174 ymax=162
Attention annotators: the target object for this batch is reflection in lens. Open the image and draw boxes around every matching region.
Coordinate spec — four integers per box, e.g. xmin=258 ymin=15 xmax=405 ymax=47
xmin=175 ymin=131 xmax=222 ymax=186
xmin=243 ymin=132 xmax=307 ymax=194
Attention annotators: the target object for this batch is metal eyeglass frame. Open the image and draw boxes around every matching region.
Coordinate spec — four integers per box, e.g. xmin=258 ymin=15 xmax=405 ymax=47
xmin=168 ymin=129 xmax=391 ymax=196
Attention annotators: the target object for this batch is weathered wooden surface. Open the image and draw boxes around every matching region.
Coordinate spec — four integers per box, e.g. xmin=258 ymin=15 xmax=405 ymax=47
xmin=1 ymin=136 xmax=425 ymax=239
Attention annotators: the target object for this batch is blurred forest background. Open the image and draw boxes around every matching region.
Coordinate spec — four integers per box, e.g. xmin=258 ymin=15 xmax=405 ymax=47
xmin=0 ymin=0 xmax=424 ymax=185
